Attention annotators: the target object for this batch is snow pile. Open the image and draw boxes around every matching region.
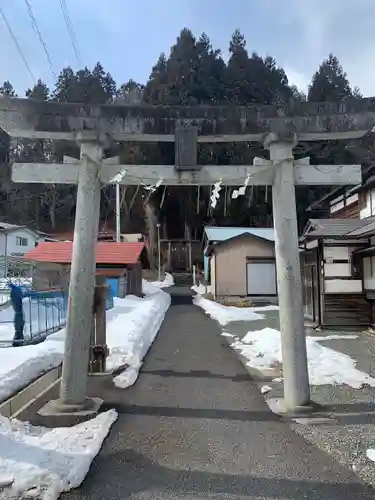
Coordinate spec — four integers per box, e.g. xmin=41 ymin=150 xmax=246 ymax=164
xmin=231 ymin=327 xmax=375 ymax=388
xmin=0 ymin=280 xmax=170 ymax=402
xmin=0 ymin=409 xmax=117 ymax=499
xmin=0 ymin=343 xmax=64 ymax=402
xmin=108 ymin=280 xmax=171 ymax=388
xmin=151 ymin=272 xmax=174 ymax=288
xmin=193 ymin=294 xmax=278 ymax=326
xmin=191 ymin=283 xmax=211 ymax=295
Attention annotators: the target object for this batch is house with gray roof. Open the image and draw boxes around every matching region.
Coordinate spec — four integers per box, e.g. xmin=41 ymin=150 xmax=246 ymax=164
xmin=299 ymin=215 xmax=375 ymax=328
xmin=203 ymin=226 xmax=277 ymax=300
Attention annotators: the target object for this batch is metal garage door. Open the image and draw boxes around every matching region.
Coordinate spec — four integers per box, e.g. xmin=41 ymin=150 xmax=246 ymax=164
xmin=246 ymin=261 xmax=277 ymax=296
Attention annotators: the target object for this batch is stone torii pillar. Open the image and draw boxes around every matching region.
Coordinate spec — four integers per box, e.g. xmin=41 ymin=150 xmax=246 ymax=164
xmin=44 ymin=132 xmax=118 ymax=417
xmin=255 ymin=133 xmax=361 ymax=412
xmin=263 ymin=133 xmax=310 ymax=411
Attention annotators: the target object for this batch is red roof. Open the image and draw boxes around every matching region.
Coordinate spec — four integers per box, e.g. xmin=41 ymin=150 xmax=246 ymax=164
xmin=24 ymin=242 xmax=144 ymax=265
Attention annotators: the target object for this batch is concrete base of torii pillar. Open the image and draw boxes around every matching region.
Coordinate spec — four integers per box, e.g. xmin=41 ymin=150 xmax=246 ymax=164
xmin=263 ymin=133 xmax=311 ymax=413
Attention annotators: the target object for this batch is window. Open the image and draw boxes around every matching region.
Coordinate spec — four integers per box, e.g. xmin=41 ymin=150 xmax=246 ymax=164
xmin=16 ymin=236 xmax=28 ymax=246
xmin=351 ymin=254 xmax=362 ymax=278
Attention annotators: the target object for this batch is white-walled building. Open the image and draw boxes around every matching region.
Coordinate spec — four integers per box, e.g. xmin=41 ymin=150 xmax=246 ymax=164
xmin=299 ymin=176 xmax=375 ymax=328
xmin=0 ymin=223 xmax=50 ymax=277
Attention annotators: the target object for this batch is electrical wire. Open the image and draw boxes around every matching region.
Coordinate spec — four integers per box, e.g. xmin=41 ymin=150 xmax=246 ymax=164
xmin=0 ymin=5 xmax=35 ymax=84
xmin=58 ymin=0 xmax=83 ymax=67
xmin=24 ymin=0 xmax=57 ymax=80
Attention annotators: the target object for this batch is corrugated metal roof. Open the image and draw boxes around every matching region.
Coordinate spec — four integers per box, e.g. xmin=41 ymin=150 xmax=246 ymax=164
xmin=345 ymin=219 xmax=375 ymax=237
xmin=23 ymin=242 xmax=145 ymax=265
xmin=204 ymin=226 xmax=274 ymax=242
xmin=305 ymin=217 xmax=375 ymax=238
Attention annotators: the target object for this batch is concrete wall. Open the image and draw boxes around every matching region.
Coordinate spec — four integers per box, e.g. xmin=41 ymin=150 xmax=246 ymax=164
xmin=214 ymin=236 xmax=274 ymax=297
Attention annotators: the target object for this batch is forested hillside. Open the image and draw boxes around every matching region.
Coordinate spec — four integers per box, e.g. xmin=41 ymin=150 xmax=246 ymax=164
xmin=0 ymin=28 xmax=372 ymax=241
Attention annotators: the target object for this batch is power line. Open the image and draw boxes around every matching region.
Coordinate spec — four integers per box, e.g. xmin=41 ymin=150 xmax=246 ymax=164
xmin=24 ymin=0 xmax=57 ymax=80
xmin=0 ymin=5 xmax=35 ymax=84
xmin=58 ymin=0 xmax=83 ymax=67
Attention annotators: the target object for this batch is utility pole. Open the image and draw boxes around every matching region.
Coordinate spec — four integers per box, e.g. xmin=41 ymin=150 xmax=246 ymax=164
xmin=115 ymin=182 xmax=121 ymax=242
xmin=156 ymin=223 xmax=161 ymax=281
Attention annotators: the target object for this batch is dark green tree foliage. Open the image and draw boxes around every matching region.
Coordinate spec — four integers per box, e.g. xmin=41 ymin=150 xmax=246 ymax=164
xmin=0 ymin=30 xmax=369 ymax=236
xmin=0 ymin=81 xmax=16 ymax=97
xmin=308 ymin=53 xmax=354 ymax=102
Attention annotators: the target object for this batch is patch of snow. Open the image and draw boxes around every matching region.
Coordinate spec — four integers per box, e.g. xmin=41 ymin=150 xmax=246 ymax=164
xmin=193 ymin=294 xmax=269 ymax=326
xmin=0 ymin=343 xmax=64 ymax=402
xmin=0 ymin=409 xmax=117 ymax=499
xmin=0 ymin=279 xmax=170 ymax=402
xmin=108 ymin=280 xmax=170 ymax=389
xmin=0 ymin=474 xmax=14 ymax=488
xmin=312 ymin=334 xmax=358 ymax=341
xmin=191 ymin=284 xmax=211 ymax=295
xmin=151 ymin=272 xmax=174 ymax=288
xmin=260 ymin=385 xmax=272 ymax=394
xmin=221 ymin=332 xmax=235 ymax=338
xmin=232 ymin=327 xmax=375 ymax=388
xmin=366 ymin=449 xmax=375 ymax=462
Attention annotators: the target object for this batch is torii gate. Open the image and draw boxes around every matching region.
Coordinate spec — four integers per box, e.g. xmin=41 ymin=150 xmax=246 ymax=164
xmin=0 ymin=97 xmax=373 ymax=417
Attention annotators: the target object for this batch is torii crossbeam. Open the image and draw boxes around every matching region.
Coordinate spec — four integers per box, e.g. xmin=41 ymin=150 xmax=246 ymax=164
xmin=0 ymin=96 xmax=371 ymax=417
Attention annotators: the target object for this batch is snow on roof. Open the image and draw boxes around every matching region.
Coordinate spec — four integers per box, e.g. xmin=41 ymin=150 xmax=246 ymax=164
xmin=204 ymin=226 xmax=274 ymax=243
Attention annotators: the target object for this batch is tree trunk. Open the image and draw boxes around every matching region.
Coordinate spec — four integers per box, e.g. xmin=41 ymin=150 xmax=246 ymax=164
xmin=49 ymin=187 xmax=57 ymax=230
xmin=144 ymin=200 xmax=157 ymax=270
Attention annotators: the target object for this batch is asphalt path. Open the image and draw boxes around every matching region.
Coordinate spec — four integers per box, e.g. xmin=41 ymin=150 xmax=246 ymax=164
xmin=62 ymin=287 xmax=374 ymax=500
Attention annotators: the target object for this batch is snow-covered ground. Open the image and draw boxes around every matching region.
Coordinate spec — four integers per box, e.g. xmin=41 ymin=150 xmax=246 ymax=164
xmin=194 ymin=294 xmax=375 ymax=389
xmin=151 ymin=272 xmax=174 ymax=288
xmin=231 ymin=328 xmax=375 ymax=388
xmin=0 ymin=409 xmax=117 ymax=499
xmin=0 ymin=281 xmax=171 ymax=499
xmin=191 ymin=283 xmax=211 ymax=295
xmin=192 ymin=293 xmax=278 ymax=326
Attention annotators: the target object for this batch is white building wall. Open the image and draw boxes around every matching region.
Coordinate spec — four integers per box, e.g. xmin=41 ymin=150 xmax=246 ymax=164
xmin=323 ymin=244 xmax=362 ymax=293
xmin=0 ymin=229 xmax=45 ymax=258
xmin=360 ymin=188 xmax=375 ymax=219
xmin=363 ymin=256 xmax=375 ymax=290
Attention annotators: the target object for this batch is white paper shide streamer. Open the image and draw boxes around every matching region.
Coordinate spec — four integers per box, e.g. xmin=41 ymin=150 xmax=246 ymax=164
xmin=232 ymin=174 xmax=250 ymax=199
xmin=142 ymin=177 xmax=163 ymax=193
xmin=210 ymin=180 xmax=222 ymax=209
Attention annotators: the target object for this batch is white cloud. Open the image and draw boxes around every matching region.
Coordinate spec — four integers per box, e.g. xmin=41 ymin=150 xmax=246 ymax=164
xmin=284 ymin=67 xmax=309 ymax=94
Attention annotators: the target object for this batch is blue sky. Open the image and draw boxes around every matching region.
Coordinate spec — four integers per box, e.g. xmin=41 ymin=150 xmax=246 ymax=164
xmin=1 ymin=0 xmax=374 ymax=96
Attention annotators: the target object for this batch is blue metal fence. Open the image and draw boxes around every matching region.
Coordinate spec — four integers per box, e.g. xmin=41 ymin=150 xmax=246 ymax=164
xmin=0 ymin=283 xmax=115 ymax=347
xmin=22 ymin=290 xmax=68 ymax=342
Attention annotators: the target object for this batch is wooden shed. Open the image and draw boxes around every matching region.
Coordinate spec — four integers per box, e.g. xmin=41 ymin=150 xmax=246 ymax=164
xmin=23 ymin=241 xmax=146 ymax=297
xmin=207 ymin=231 xmax=276 ymax=300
